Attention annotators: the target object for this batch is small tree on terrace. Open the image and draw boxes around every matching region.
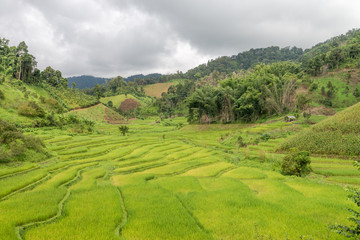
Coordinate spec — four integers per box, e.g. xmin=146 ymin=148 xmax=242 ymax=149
xmin=281 ymin=148 xmax=311 ymax=177
xmin=118 ymin=126 xmax=129 ymax=136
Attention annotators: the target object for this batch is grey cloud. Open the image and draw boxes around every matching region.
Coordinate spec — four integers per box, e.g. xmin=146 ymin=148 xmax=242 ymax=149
xmin=111 ymin=0 xmax=360 ymax=55
xmin=1 ymin=0 xmax=359 ymax=77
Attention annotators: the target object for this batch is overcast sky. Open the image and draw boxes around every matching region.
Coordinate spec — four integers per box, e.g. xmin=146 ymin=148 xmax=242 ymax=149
xmin=1 ymin=0 xmax=360 ymax=78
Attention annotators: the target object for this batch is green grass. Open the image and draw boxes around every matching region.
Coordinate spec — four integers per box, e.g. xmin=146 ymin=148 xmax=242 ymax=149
xmin=280 ymin=102 xmax=360 ymax=156
xmin=0 ymin=115 xmax=358 ymax=239
xmin=144 ymin=82 xmax=174 ymax=98
xmin=24 ymin=167 xmax=123 ymax=240
xmin=313 ymin=76 xmax=358 ymax=108
xmin=67 ymin=103 xmax=125 ymax=124
xmin=100 ymin=94 xmax=141 ymax=108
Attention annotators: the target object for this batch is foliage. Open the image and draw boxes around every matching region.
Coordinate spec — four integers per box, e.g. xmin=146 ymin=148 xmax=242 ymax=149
xmin=18 ymin=101 xmax=45 ymax=117
xmin=41 ymin=66 xmax=68 ymax=87
xmin=295 ymin=93 xmax=311 ymax=110
xmin=281 ymin=148 xmax=311 ymax=176
xmin=186 ymin=46 xmax=303 ymax=79
xmin=280 ymin=102 xmax=360 ymax=156
xmin=0 ymin=118 xmax=46 ymax=162
xmin=187 ymin=62 xmax=302 ymax=123
xmin=118 ymin=125 xmax=129 ymax=136
xmin=45 ymin=85 xmax=98 ymax=109
xmin=331 ymin=187 xmax=360 ymax=238
xmin=260 ymin=132 xmax=271 ymax=142
xmin=303 ymin=111 xmax=312 ymax=124
xmin=301 ymin=29 xmax=360 ymax=75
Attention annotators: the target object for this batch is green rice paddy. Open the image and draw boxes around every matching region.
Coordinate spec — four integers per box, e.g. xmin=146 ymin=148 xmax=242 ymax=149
xmin=0 ymin=117 xmax=358 ymax=239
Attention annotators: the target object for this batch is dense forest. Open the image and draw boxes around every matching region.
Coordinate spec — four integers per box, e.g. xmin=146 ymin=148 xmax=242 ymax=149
xmin=68 ymin=73 xmax=164 ymax=89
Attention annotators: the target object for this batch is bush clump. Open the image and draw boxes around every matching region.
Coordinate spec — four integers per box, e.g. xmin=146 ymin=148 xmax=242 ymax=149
xmin=118 ymin=125 xmax=129 ymax=136
xmin=18 ymin=101 xmax=45 ymax=117
xmin=0 ymin=89 xmax=4 ymax=100
xmin=0 ymin=119 xmax=47 ymax=162
xmin=281 ymin=148 xmax=311 ymax=177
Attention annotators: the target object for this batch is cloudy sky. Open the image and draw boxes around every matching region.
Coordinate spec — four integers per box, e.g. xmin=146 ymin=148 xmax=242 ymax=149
xmin=1 ymin=0 xmax=360 ymax=77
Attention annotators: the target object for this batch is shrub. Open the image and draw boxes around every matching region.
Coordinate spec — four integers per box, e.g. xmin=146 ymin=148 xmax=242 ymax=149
xmin=320 ymin=98 xmax=333 ymax=107
xmin=9 ymin=139 xmax=26 ymax=157
xmin=353 ymin=88 xmax=360 ymax=98
xmin=296 ymin=94 xmax=311 ymax=110
xmin=237 ymin=136 xmax=246 ymax=147
xmin=18 ymin=101 xmax=45 ymax=117
xmin=45 ymin=98 xmax=65 ymax=113
xmin=281 ymin=148 xmax=311 ymax=177
xmin=0 ymin=146 xmax=11 ymax=163
xmin=303 ymin=112 xmax=312 ymax=124
xmin=0 ymin=89 xmax=4 ymax=100
xmin=1 ymin=131 xmax=23 ymax=144
xmin=118 ymin=125 xmax=129 ymax=136
xmin=331 ymin=186 xmax=360 ymax=237
xmin=309 ymin=82 xmax=318 ymax=92
xmin=260 ymin=132 xmax=271 ymax=142
xmin=65 ymin=114 xmax=81 ymax=124
xmin=0 ymin=118 xmax=46 ymax=162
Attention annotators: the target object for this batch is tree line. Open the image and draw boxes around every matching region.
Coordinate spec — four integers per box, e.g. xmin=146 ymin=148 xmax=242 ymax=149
xmin=0 ymin=38 xmax=68 ymax=87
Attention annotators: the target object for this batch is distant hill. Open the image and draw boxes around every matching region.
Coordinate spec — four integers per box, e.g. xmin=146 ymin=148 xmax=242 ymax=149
xmin=301 ymin=29 xmax=360 ymax=75
xmin=185 ymin=46 xmax=304 ymax=79
xmin=68 ymin=73 xmax=163 ymax=89
xmin=67 ymin=75 xmax=110 ymax=89
xmin=280 ymin=102 xmax=360 ymax=156
xmin=126 ymin=73 xmax=162 ymax=82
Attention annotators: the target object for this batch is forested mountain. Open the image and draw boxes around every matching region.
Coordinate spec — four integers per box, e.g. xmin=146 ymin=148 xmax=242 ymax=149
xmin=67 ymin=75 xmax=110 ymax=89
xmin=125 ymin=73 xmax=162 ymax=83
xmin=301 ymin=29 xmax=360 ymax=75
xmin=68 ymin=73 xmax=164 ymax=89
xmin=185 ymin=46 xmax=304 ymax=79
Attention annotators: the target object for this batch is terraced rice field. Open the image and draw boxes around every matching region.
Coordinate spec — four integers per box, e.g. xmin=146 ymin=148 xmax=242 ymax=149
xmin=0 ymin=118 xmax=358 ymax=239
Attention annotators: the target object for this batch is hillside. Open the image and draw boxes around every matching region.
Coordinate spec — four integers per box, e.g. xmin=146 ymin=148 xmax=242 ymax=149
xmin=0 ymin=80 xmax=98 ymax=124
xmin=125 ymin=73 xmax=162 ymax=83
xmin=68 ymin=73 xmax=163 ymax=89
xmin=301 ymin=29 xmax=360 ymax=75
xmin=0 ymin=80 xmax=64 ymax=125
xmin=100 ymin=94 xmax=140 ymax=109
xmin=144 ymin=82 xmax=174 ymax=98
xmin=186 ymin=46 xmax=303 ymax=79
xmin=280 ymin=102 xmax=360 ymax=156
xmin=69 ymin=103 xmax=125 ymax=124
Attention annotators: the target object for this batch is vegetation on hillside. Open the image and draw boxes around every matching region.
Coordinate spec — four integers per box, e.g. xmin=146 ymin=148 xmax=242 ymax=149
xmin=186 ymin=62 xmax=302 ymax=123
xmin=302 ymin=29 xmax=360 ymax=75
xmin=0 ymin=119 xmax=48 ymax=162
xmin=186 ymin=46 xmax=303 ymax=79
xmin=280 ymin=102 xmax=360 ymax=156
